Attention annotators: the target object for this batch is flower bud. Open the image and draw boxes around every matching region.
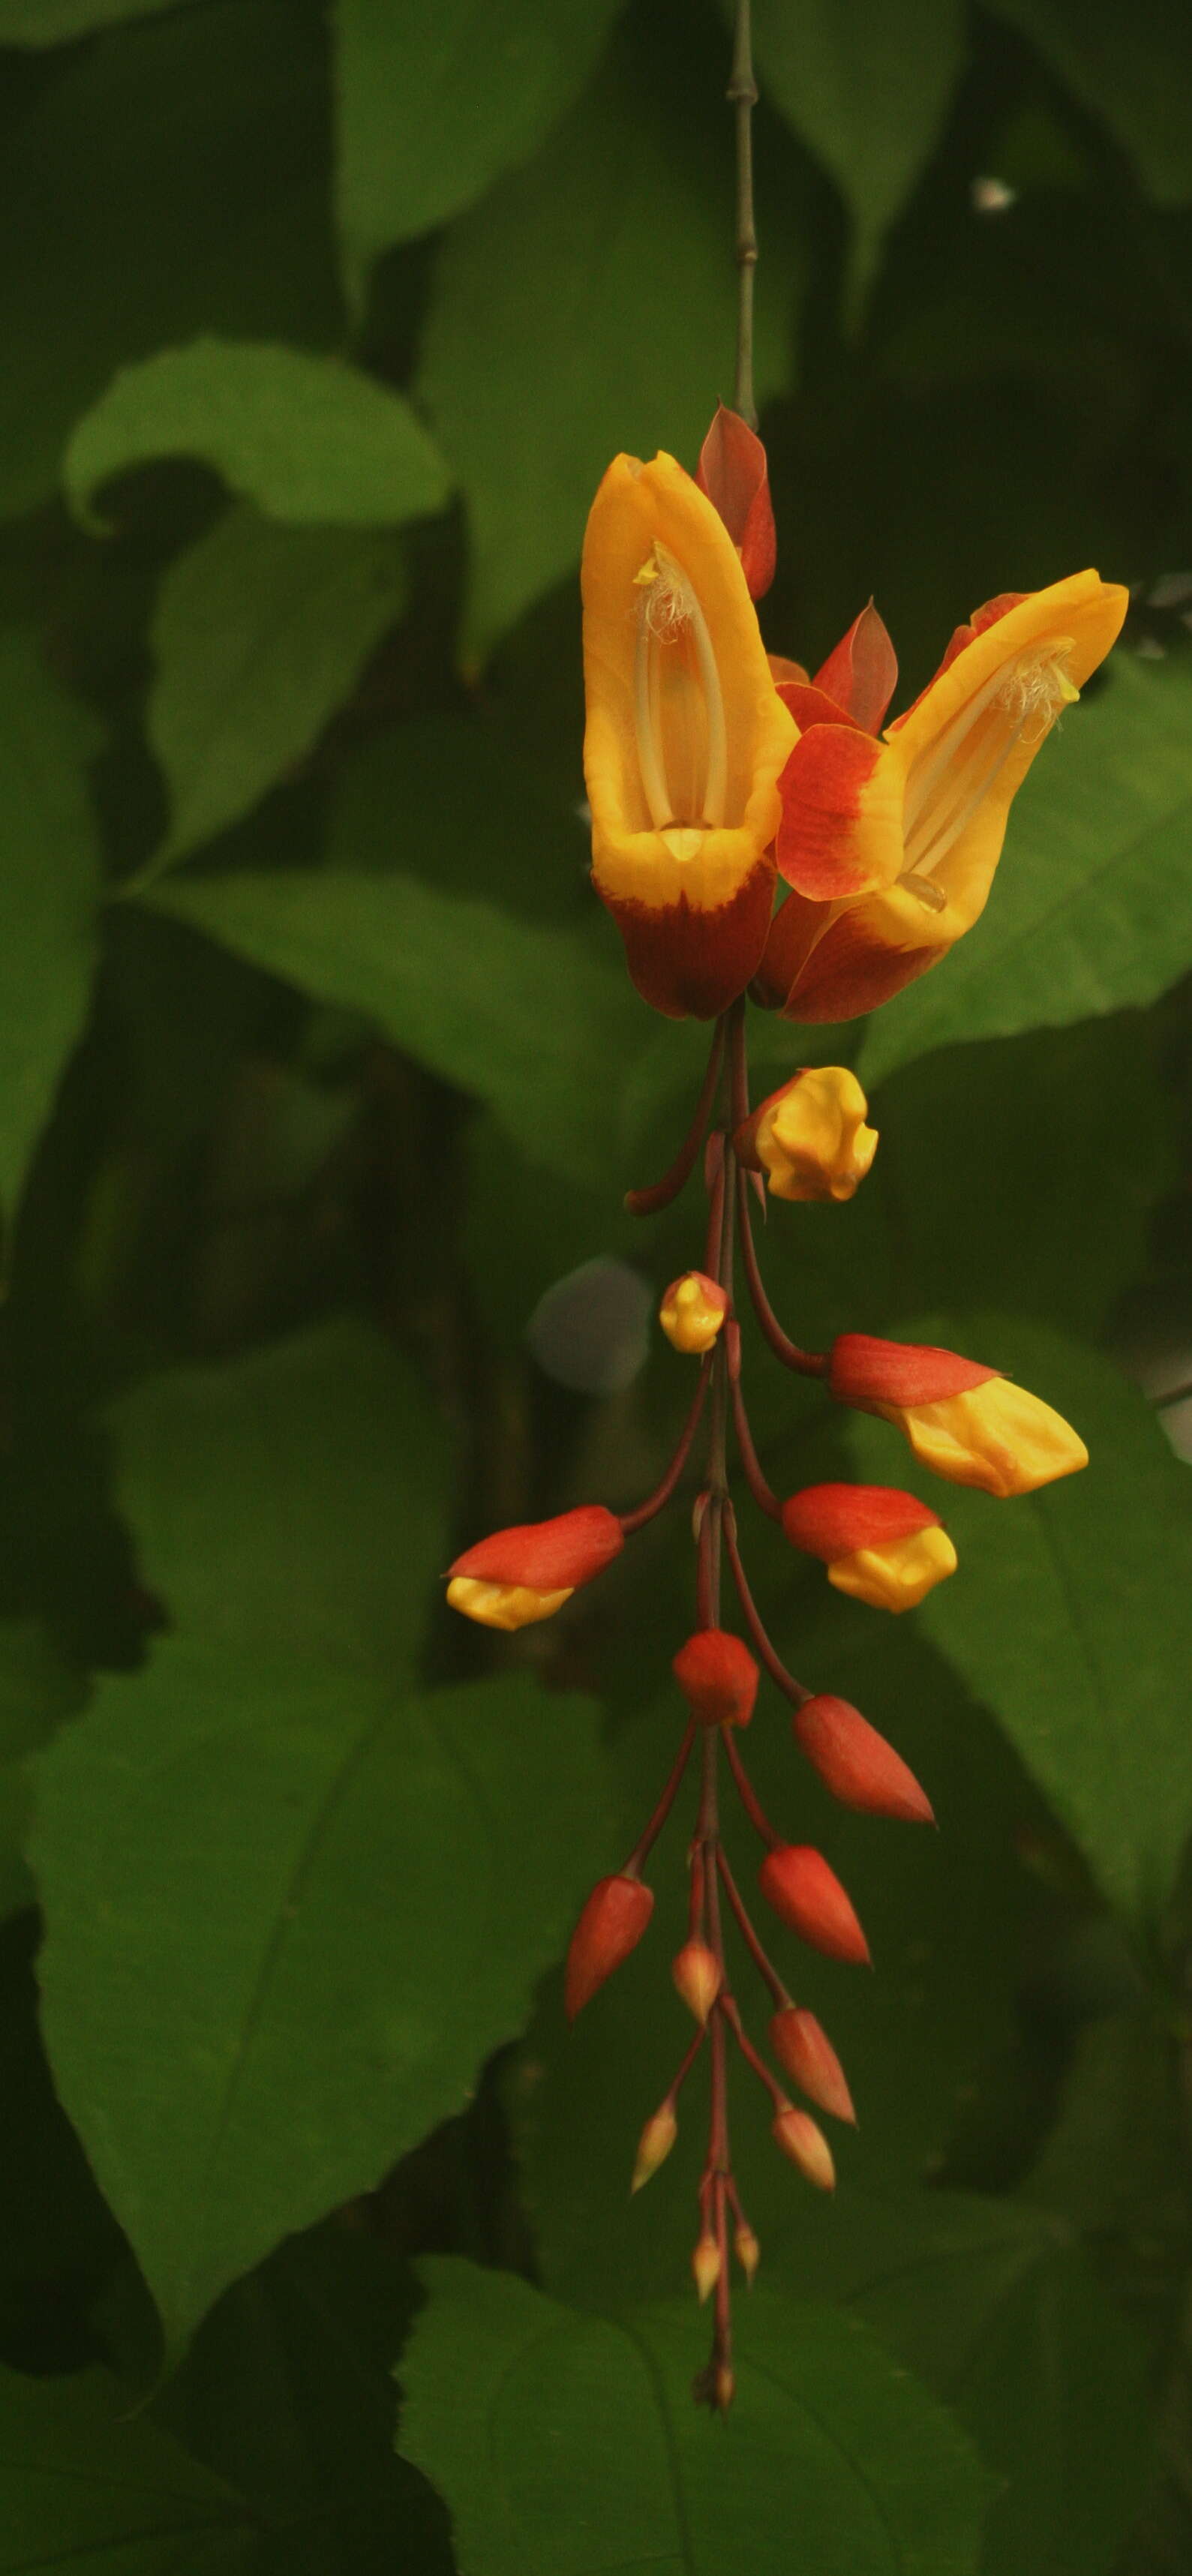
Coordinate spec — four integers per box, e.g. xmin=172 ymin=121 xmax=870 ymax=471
xmin=782 ymin=1482 xmax=956 ymax=1613
xmin=770 ymin=2007 xmax=856 ymax=2124
xmin=734 ymin=2222 xmax=761 ymax=2285
xmin=829 ymin=1333 xmax=1088 ymax=1497
xmin=446 ymin=1503 xmax=623 ymax=1631
xmin=659 ymin=1270 xmax=728 ymax=1355
xmin=734 ymin=1067 xmax=878 ymax=1204
xmin=671 ymin=1938 xmax=720 ymax=2025
xmin=759 ymin=1845 xmax=870 ymax=1965
xmin=671 ymin=1629 xmax=758 ymax=1728
xmin=564 ymin=1873 xmax=653 ymax=2021
xmin=631 ymin=2103 xmax=678 ymax=2193
xmin=794 ymin=1692 xmax=933 ymax=1824
xmin=692 ymin=2230 xmax=721 ymax=2302
xmin=772 ymin=2103 xmax=836 ymax=2190
xmin=695 ymin=403 xmax=776 ymax=599
xmin=713 ymin=2361 xmax=735 ymax=2412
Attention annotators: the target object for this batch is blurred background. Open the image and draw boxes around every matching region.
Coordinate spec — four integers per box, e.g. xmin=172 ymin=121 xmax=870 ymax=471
xmin=0 ymin=2 xmax=1189 ymax=2571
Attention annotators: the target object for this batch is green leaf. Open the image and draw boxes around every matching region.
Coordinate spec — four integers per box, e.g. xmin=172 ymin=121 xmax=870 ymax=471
xmin=66 ymin=337 xmax=451 ymax=533
xmin=0 ymin=0 xmax=197 ymax=35
xmin=0 ymin=1622 xmax=83 ymax=1923
xmin=107 ymin=1317 xmax=449 ymax=1680
xmin=332 ymin=0 xmax=623 ymax=302
xmin=141 ymin=869 xmax=646 ymax=1188
xmin=0 ymin=2 xmax=341 ymax=521
xmin=0 ymin=2360 xmax=254 ymax=2572
xmin=884 ymin=1318 xmax=1192 ymax=1929
xmin=0 ymin=631 xmax=101 ymax=1244
xmin=988 ymin=0 xmax=1192 ymax=206
xmin=399 ymin=2259 xmax=995 ymax=2576
xmin=32 ymin=1654 xmax=610 ymax=2361
xmin=416 ymin=30 xmax=805 ymax=659
xmin=751 ymin=0 xmax=965 ymax=299
xmin=145 ymin=509 xmax=406 ymax=876
xmin=857 ymin=657 xmax=1192 ymax=1086
xmin=329 ymin=715 xmax=593 ymax=924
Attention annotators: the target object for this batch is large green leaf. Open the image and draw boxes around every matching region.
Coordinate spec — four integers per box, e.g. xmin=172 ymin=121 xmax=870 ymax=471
xmin=0 ymin=632 xmax=101 ymax=1245
xmin=0 ymin=1623 xmax=82 ymax=1923
xmin=32 ymin=1655 xmax=609 ymax=2361
xmin=989 ymin=0 xmax=1192 ymax=206
xmin=107 ymin=1317 xmax=449 ymax=1680
xmin=751 ymin=0 xmax=965 ymax=298
xmin=416 ymin=31 xmax=804 ymax=659
xmin=399 ymin=2259 xmax=995 ymax=2576
xmin=145 ymin=508 xmax=407 ymax=875
xmin=874 ymin=1317 xmax=1192 ymax=1929
xmin=0 ymin=2 xmax=340 ymax=520
xmin=0 ymin=0 xmax=197 ymax=34
xmin=857 ymin=656 xmax=1192 ymax=1085
xmin=332 ymin=0 xmax=623 ymax=301
xmin=329 ymin=715 xmax=593 ymax=924
xmin=66 ymin=338 xmax=450 ymax=533
xmin=0 ymin=2361 xmax=254 ymax=2572
xmin=142 ymin=868 xmax=645 ymax=1187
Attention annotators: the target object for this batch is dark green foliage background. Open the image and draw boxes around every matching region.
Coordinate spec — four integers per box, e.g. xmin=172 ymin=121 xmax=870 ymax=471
xmin=0 ymin=1 xmax=1189 ymax=2568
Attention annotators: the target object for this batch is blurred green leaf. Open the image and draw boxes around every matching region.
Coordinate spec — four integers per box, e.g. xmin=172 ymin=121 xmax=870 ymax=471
xmin=107 ymin=1318 xmax=449 ymax=1680
xmin=858 ymin=658 xmax=1192 ymax=1085
xmin=884 ymin=1318 xmax=1192 ymax=1929
xmin=400 ymin=2258 xmax=995 ymax=2575
xmin=145 ymin=509 xmax=407 ymax=875
xmin=332 ymin=0 xmax=623 ymax=301
xmin=416 ymin=29 xmax=804 ymax=659
xmin=66 ymin=338 xmax=450 ymax=533
xmin=0 ymin=0 xmax=197 ymax=33
xmin=751 ymin=0 xmax=965 ymax=299
xmin=0 ymin=2360 xmax=254 ymax=2571
xmin=0 ymin=632 xmax=101 ymax=1244
xmin=32 ymin=1658 xmax=610 ymax=2361
xmin=329 ymin=715 xmax=591 ymax=923
xmin=989 ymin=0 xmax=1192 ymax=205
xmin=0 ymin=1622 xmax=82 ymax=1923
xmin=0 ymin=1 xmax=340 ymax=520
xmin=143 ymin=869 xmax=646 ymax=1187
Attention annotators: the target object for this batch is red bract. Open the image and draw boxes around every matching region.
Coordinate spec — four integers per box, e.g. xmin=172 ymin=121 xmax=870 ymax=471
xmin=695 ymin=402 xmax=776 ymax=599
xmin=449 ymin=1503 xmax=623 ymax=1591
xmin=829 ymin=1333 xmax=995 ymax=1408
xmin=672 ymin=1629 xmax=758 ymax=1728
xmin=793 ymin=1694 xmax=934 ymax=1825
xmin=811 ymin=601 xmax=898 ymax=733
xmin=782 ymin=1483 xmax=938 ymax=1560
xmin=758 ymin=1845 xmax=871 ymax=1965
xmin=564 ymin=1874 xmax=654 ymax=2021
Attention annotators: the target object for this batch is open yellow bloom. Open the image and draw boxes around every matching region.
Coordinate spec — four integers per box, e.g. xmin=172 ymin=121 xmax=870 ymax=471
xmin=582 ymin=452 xmax=795 ymax=1018
xmin=828 ymin=1335 xmax=1089 ymax=1496
xmin=735 ymin=1067 xmax=877 ymax=1202
xmin=758 ymin=572 xmax=1128 ymax=1021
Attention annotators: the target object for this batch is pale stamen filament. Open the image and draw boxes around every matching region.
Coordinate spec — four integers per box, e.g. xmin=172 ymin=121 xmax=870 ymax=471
xmin=901 ymin=659 xmax=1019 ymax=839
xmin=901 ymin=641 xmax=1076 ymax=896
xmin=632 ymin=544 xmax=728 ymax=833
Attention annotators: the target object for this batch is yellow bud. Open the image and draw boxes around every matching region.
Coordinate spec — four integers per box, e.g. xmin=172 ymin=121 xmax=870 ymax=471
xmin=881 ymin=1378 xmax=1088 ymax=1498
xmin=692 ymin=2231 xmax=721 ymax=2303
xmin=630 ymin=2104 xmax=677 ymax=2194
xmin=827 ymin=1524 xmax=956 ymax=1614
xmin=659 ymin=1271 xmax=728 ymax=1355
xmin=734 ymin=2222 xmax=760 ymax=2284
xmin=772 ymin=2103 xmax=836 ymax=2191
xmin=744 ymin=1067 xmax=878 ymax=1205
xmin=671 ymin=1939 xmax=720 ymax=2025
xmin=445 ymin=1575 xmax=573 ymax=1632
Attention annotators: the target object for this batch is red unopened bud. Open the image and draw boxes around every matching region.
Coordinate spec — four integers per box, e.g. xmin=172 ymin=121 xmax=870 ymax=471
xmin=671 ymin=1938 xmax=720 ymax=2024
xmin=812 ymin=602 xmax=898 ymax=734
xmin=770 ymin=2006 xmax=856 ymax=2124
xmin=695 ymin=402 xmax=776 ymax=599
xmin=794 ymin=1693 xmax=934 ymax=1824
xmin=564 ymin=1873 xmax=653 ymax=2020
xmin=829 ymin=1333 xmax=995 ymax=1410
xmin=772 ymin=2102 xmax=836 ymax=2190
xmin=759 ymin=1845 xmax=870 ymax=1965
xmin=447 ymin=1503 xmax=623 ymax=1631
xmin=671 ymin=1629 xmax=758 ymax=1728
xmin=734 ymin=2221 xmax=760 ymax=2284
xmin=692 ymin=2230 xmax=721 ymax=2302
xmin=631 ymin=2103 xmax=677 ymax=2193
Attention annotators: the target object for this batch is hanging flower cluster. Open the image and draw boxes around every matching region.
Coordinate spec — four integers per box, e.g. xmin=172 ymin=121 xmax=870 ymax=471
xmin=446 ymin=408 xmax=1127 ymax=2411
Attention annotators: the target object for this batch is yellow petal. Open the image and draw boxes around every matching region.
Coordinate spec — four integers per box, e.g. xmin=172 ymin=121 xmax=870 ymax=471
xmin=446 ymin=1575 xmax=573 ymax=1632
xmin=827 ymin=1525 xmax=957 ymax=1612
xmin=884 ymin=1380 xmax=1088 ymax=1497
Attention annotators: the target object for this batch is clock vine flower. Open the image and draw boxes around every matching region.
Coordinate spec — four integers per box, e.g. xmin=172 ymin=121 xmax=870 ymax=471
xmin=446 ymin=413 xmax=1124 ymax=2413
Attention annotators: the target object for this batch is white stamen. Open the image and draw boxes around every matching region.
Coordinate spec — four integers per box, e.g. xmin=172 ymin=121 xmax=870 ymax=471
xmin=632 ymin=543 xmax=728 ymax=833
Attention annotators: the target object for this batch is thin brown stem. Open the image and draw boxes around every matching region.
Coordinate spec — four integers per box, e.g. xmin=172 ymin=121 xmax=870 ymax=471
xmin=728 ymin=0 xmax=758 ymax=429
xmin=736 ymin=1170 xmax=827 ymax=1378
xmin=729 ymin=1363 xmax=782 ymax=1521
xmin=716 ymin=1846 xmax=787 ymax=2005
xmin=722 ymin=1507 xmax=812 ymax=1707
xmin=720 ymin=1992 xmax=786 ymax=2109
xmin=665 ymin=2021 xmax=708 ymax=2106
xmin=625 ymin=1022 xmax=725 ymax=1217
xmin=619 ymin=1360 xmax=712 ymax=1535
xmin=722 ymin=1726 xmax=781 ymax=1849
xmin=623 ymin=1719 xmax=697 ymax=1875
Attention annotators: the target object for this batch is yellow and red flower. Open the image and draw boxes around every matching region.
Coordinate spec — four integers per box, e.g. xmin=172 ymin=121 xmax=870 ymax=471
xmin=782 ymin=1481 xmax=957 ymax=1611
xmin=756 ymin=574 xmax=1128 ymax=1022
xmin=582 ymin=450 xmax=795 ymax=1019
xmin=829 ymin=1333 xmax=1088 ymax=1496
xmin=446 ymin=1503 xmax=623 ymax=1631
